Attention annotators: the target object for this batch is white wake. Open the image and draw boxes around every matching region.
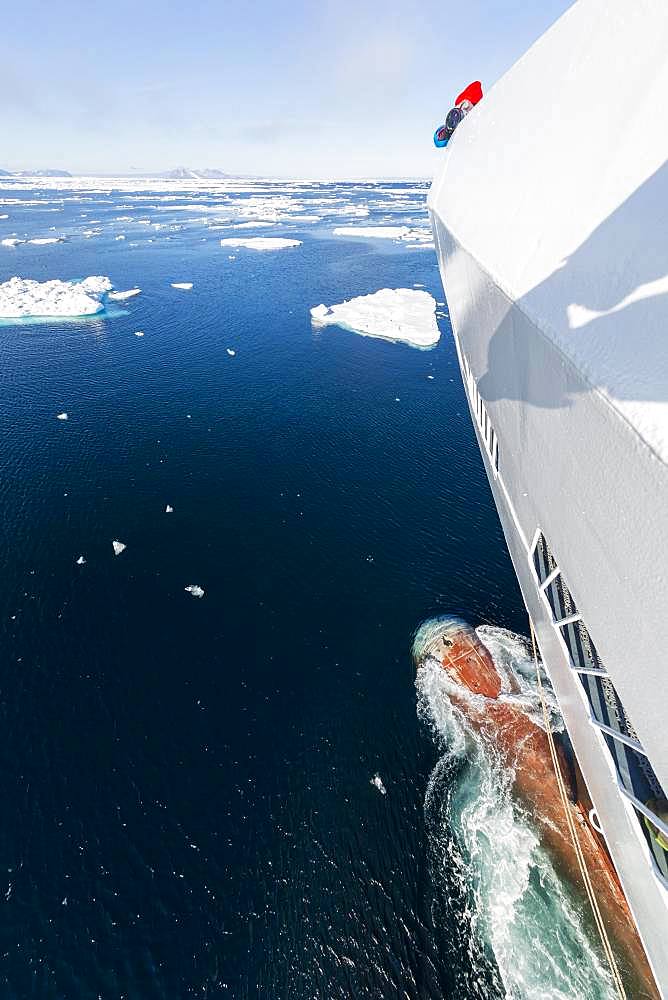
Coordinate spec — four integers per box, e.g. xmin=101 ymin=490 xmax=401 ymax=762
xmin=415 ymin=621 xmax=615 ymax=1000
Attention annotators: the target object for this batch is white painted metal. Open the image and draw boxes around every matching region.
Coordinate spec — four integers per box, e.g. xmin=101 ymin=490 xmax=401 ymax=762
xmin=427 ymin=1 xmax=668 ymax=988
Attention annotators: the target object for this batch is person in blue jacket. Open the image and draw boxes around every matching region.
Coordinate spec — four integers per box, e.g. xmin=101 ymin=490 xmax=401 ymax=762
xmin=434 ymin=81 xmax=483 ymax=148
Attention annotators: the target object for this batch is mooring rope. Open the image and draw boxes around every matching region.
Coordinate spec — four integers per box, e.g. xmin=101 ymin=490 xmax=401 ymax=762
xmin=529 ymin=617 xmax=628 ymax=1000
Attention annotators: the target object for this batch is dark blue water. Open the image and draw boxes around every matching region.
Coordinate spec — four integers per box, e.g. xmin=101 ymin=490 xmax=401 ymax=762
xmin=0 ymin=180 xmax=525 ymax=999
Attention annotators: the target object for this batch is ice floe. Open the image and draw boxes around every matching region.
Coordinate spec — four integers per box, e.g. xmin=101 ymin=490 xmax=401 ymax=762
xmin=185 ymin=584 xmax=205 ymax=598
xmin=219 ymin=237 xmax=301 ymax=251
xmin=108 ymin=288 xmax=141 ymax=301
xmin=311 ymin=288 xmax=440 ymax=349
xmin=112 ymin=540 xmax=126 ymax=556
xmin=333 ymin=226 xmax=410 ymax=239
xmin=0 ymin=275 xmax=112 ymax=318
xmin=370 ymin=774 xmax=387 ymax=795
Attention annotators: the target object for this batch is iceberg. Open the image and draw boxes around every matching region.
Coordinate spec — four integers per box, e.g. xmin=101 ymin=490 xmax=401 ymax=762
xmin=219 ymin=237 xmax=301 ymax=251
xmin=112 ymin=540 xmax=126 ymax=556
xmin=311 ymin=288 xmax=440 ymax=349
xmin=185 ymin=584 xmax=205 ymax=598
xmin=0 ymin=275 xmax=112 ymax=318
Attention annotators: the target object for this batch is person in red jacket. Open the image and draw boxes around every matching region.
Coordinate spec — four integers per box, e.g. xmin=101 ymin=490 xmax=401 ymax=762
xmin=434 ymin=81 xmax=483 ymax=148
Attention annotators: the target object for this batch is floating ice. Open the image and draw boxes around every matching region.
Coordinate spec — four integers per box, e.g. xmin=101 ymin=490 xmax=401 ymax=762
xmin=134 ymin=330 xmax=144 ymax=337
xmin=370 ymin=774 xmax=387 ymax=795
xmin=1 ymin=238 xmax=23 ymax=247
xmin=108 ymin=288 xmax=141 ymax=301
xmin=171 ymin=282 xmax=193 ymax=290
xmin=165 ymin=504 xmax=173 ymax=513
xmin=185 ymin=584 xmax=205 ymax=598
xmin=28 ymin=237 xmax=64 ymax=245
xmin=76 ymin=555 xmax=86 ymax=565
xmin=0 ymin=275 xmax=112 ymax=318
xmin=56 ymin=412 xmax=68 ymax=420
xmin=333 ymin=226 xmax=410 ymax=239
xmin=112 ymin=540 xmax=126 ymax=556
xmin=219 ymin=237 xmax=301 ymax=251
xmin=226 ymin=348 xmax=236 ymax=356
xmin=311 ymin=288 xmax=440 ymax=349
xmin=115 ymin=234 xmax=125 ymax=241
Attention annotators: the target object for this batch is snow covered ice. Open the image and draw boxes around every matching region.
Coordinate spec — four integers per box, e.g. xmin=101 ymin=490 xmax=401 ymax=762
xmin=311 ymin=288 xmax=440 ymax=349
xmin=219 ymin=237 xmax=301 ymax=251
xmin=333 ymin=226 xmax=410 ymax=239
xmin=0 ymin=276 xmax=112 ymax=318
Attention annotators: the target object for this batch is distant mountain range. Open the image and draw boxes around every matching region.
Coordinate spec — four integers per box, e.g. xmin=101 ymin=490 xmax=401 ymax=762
xmin=0 ymin=169 xmax=72 ymax=177
xmin=161 ymin=167 xmax=231 ymax=180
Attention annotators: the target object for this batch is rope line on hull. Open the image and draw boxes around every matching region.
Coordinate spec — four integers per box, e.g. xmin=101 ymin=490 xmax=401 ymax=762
xmin=529 ymin=618 xmax=628 ymax=1000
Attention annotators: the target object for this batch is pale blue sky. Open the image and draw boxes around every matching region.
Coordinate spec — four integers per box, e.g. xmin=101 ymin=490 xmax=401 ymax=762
xmin=3 ymin=0 xmax=572 ymax=177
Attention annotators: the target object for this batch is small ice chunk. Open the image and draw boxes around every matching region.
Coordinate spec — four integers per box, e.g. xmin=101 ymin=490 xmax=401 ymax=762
xmin=134 ymin=330 xmax=144 ymax=337
xmin=28 ymin=237 xmax=64 ymax=245
xmin=165 ymin=504 xmax=173 ymax=513
xmin=427 ymin=375 xmax=435 ymax=380
xmin=171 ymin=282 xmax=193 ymax=290
xmin=115 ymin=234 xmax=125 ymax=241
xmin=76 ymin=555 xmax=86 ymax=565
xmin=112 ymin=540 xmax=126 ymax=556
xmin=56 ymin=412 xmax=68 ymax=420
xmin=219 ymin=237 xmax=301 ymax=251
xmin=1 ymin=238 xmax=23 ymax=247
xmin=185 ymin=584 xmax=205 ymax=598
xmin=370 ymin=774 xmax=387 ymax=795
xmin=311 ymin=288 xmax=440 ymax=349
xmin=108 ymin=288 xmax=141 ymax=301
xmin=226 ymin=348 xmax=236 ymax=356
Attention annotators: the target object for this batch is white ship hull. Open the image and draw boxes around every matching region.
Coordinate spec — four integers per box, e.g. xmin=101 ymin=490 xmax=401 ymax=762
xmin=428 ymin=3 xmax=668 ymax=989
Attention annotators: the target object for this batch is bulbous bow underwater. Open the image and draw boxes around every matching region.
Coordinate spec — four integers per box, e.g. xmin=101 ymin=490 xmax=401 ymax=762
xmin=413 ymin=616 xmax=658 ymax=999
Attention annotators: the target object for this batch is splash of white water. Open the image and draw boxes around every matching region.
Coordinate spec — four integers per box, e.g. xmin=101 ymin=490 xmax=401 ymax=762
xmin=415 ymin=619 xmax=615 ymax=1000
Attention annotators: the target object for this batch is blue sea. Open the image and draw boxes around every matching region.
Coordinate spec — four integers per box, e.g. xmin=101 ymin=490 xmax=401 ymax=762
xmin=0 ymin=178 xmax=613 ymax=999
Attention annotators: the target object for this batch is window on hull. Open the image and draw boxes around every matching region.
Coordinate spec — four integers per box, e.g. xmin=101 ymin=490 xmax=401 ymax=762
xmin=531 ymin=531 xmax=668 ymax=889
xmin=461 ymin=353 xmax=499 ymax=475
